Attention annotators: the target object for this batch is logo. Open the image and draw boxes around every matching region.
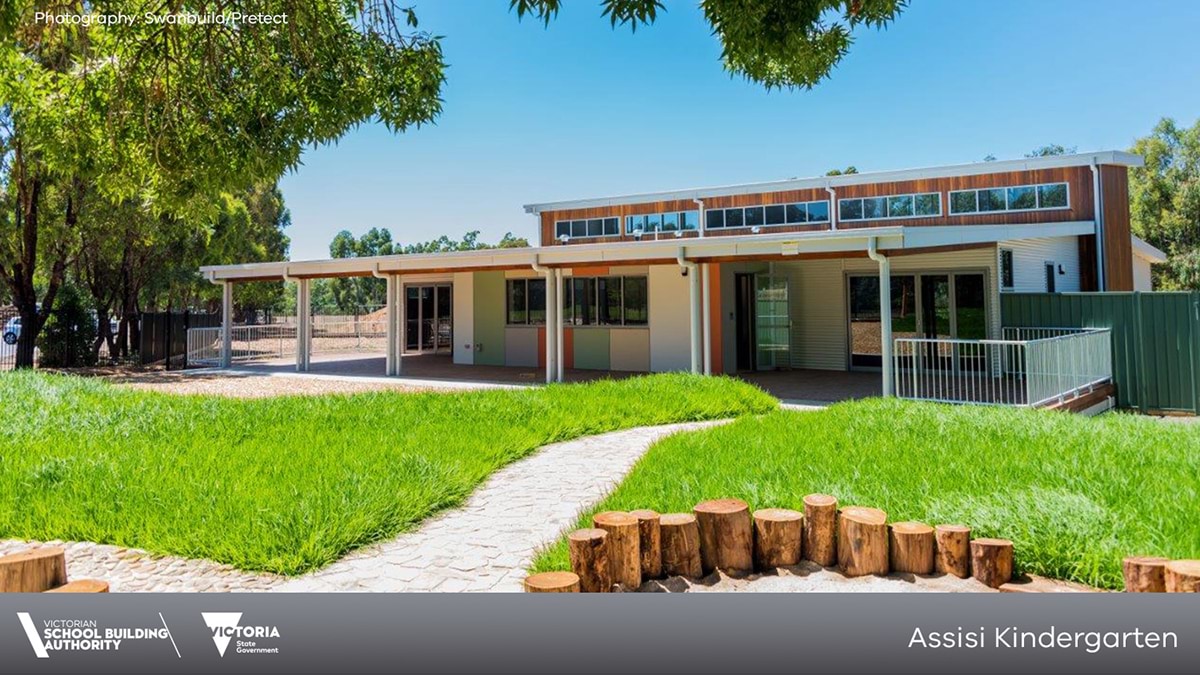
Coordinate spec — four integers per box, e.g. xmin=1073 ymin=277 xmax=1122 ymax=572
xmin=16 ymin=612 xmax=179 ymax=659
xmin=201 ymin=612 xmax=281 ymax=656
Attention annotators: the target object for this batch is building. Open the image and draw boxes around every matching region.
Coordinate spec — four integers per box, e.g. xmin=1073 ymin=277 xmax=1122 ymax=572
xmin=200 ymin=151 xmax=1164 ymax=403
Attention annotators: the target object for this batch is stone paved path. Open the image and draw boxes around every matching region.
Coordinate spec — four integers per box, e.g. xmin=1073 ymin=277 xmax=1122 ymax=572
xmin=273 ymin=421 xmax=721 ymax=592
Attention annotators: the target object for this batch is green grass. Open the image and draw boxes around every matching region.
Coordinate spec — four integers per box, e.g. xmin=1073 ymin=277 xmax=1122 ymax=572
xmin=0 ymin=372 xmax=776 ymax=575
xmin=532 ymin=400 xmax=1200 ymax=589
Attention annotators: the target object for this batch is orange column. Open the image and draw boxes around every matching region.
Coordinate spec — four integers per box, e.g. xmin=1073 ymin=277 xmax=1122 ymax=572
xmin=708 ymin=263 xmax=723 ymax=374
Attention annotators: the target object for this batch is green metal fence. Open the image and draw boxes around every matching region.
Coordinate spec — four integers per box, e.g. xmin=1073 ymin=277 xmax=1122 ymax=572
xmin=1001 ymin=292 xmax=1200 ymax=413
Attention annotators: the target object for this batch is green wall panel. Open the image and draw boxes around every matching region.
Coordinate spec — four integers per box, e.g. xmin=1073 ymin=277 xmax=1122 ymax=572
xmin=473 ymin=271 xmax=507 ymax=366
xmin=573 ymin=329 xmax=611 ymax=371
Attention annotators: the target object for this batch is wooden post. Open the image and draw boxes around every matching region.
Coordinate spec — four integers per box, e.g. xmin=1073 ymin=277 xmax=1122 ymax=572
xmin=46 ymin=580 xmax=109 ymax=593
xmin=694 ymin=499 xmax=754 ymax=575
xmin=934 ymin=524 xmax=971 ymax=578
xmin=1122 ymin=556 xmax=1168 ymax=593
xmin=1165 ymin=560 xmax=1200 ymax=593
xmin=568 ymin=528 xmax=611 ymax=593
xmin=523 ymin=571 xmax=580 ymax=593
xmin=889 ymin=522 xmax=935 ymax=574
xmin=0 ymin=547 xmax=67 ymax=593
xmin=970 ymin=538 xmax=1014 ymax=589
xmin=593 ymin=511 xmax=642 ymax=589
xmin=753 ymin=508 xmax=803 ymax=569
xmin=837 ymin=506 xmax=889 ymax=577
xmin=629 ymin=509 xmax=663 ymax=580
xmin=802 ymin=494 xmax=838 ymax=566
xmin=660 ymin=513 xmax=703 ymax=578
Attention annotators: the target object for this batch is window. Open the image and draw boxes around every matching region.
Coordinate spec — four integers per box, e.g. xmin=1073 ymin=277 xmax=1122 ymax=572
xmin=745 ymin=206 xmax=765 ymax=227
xmin=706 ymin=200 xmax=830 ymax=230
xmin=553 ymin=217 xmax=619 ymax=240
xmin=506 ymin=278 xmax=548 ymax=325
xmin=625 ymin=210 xmax=700 ymax=235
xmin=560 ymin=275 xmax=649 ymax=326
xmin=765 ymin=204 xmax=786 ymax=225
xmin=838 ymin=192 xmax=941 ymax=221
xmin=1000 ymin=249 xmax=1014 ymax=290
xmin=948 ymin=182 xmax=1070 ymax=215
xmin=705 ymin=209 xmax=724 ymax=229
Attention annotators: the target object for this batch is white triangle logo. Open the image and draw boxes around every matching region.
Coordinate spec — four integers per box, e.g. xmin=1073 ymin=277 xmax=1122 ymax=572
xmin=201 ymin=612 xmax=243 ymax=657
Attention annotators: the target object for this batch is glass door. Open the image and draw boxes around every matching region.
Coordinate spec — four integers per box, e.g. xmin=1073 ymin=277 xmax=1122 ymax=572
xmin=754 ymin=276 xmax=790 ymax=370
xmin=404 ymin=284 xmax=453 ymax=353
xmin=920 ymin=274 xmax=951 ymax=367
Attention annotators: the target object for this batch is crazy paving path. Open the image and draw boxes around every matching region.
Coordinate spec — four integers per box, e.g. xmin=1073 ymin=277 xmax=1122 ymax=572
xmin=272 ymin=421 xmax=722 ymax=592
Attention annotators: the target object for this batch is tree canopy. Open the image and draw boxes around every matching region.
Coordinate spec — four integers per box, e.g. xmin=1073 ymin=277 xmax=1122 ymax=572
xmin=1129 ymin=118 xmax=1200 ymax=290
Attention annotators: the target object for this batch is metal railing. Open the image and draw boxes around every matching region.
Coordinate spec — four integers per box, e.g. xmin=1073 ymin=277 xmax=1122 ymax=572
xmin=893 ymin=328 xmax=1112 ymax=407
xmin=186 ymin=320 xmax=387 ymax=367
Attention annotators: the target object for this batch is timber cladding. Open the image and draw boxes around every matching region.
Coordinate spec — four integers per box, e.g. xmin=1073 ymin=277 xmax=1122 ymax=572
xmin=1100 ymin=166 xmax=1134 ymax=291
xmin=539 ymin=166 xmax=1097 ymax=246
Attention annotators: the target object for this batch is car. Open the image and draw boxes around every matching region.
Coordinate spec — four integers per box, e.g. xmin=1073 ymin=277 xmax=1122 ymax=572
xmin=2 ymin=316 xmax=19 ymax=345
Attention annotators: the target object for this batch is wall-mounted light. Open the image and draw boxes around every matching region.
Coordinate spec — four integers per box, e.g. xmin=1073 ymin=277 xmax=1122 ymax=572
xmin=632 ymin=228 xmax=644 ymax=240
xmin=750 ymin=226 xmax=762 ymax=234
xmin=673 ymin=230 xmax=683 ymax=238
xmin=558 ymin=234 xmax=570 ymax=244
xmin=1058 ymin=264 xmax=1066 ymax=275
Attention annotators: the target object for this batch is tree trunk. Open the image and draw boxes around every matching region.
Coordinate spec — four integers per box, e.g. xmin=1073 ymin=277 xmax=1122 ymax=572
xmin=46 ymin=579 xmax=109 ymax=593
xmin=888 ymin=522 xmax=935 ymax=574
xmin=523 ymin=572 xmax=580 ymax=593
xmin=1122 ymin=556 xmax=1168 ymax=593
xmin=969 ymin=538 xmax=1014 ymax=589
xmin=660 ymin=513 xmax=702 ymax=579
xmin=568 ymin=528 xmax=611 ymax=593
xmin=593 ymin=511 xmax=641 ymax=590
xmin=694 ymin=499 xmax=753 ymax=576
xmin=0 ymin=547 xmax=67 ymax=593
xmin=1165 ymin=560 xmax=1200 ymax=593
xmin=753 ymin=508 xmax=803 ymax=569
xmin=934 ymin=524 xmax=971 ymax=578
xmin=837 ymin=506 xmax=889 ymax=577
xmin=629 ymin=509 xmax=662 ymax=580
xmin=802 ymin=494 xmax=838 ymax=566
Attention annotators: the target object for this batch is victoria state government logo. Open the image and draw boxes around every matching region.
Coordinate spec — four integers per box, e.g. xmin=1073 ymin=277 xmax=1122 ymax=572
xmin=201 ymin=612 xmax=282 ymax=656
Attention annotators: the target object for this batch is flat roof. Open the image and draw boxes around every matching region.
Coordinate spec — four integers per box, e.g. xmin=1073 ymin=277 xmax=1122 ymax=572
xmin=522 ymin=151 xmax=1145 ymax=214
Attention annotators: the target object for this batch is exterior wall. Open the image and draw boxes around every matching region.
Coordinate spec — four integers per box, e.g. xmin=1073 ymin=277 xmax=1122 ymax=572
xmin=648 ymin=264 xmax=691 ymax=372
xmin=452 ymin=272 xmax=475 ymax=365
xmin=1100 ymin=165 xmax=1134 ymax=291
xmin=504 ymin=327 xmax=539 ymax=367
xmin=573 ymin=329 xmax=611 ymax=370
xmin=1133 ymin=256 xmax=1154 ymax=291
xmin=999 ymin=236 xmax=1081 ymax=293
xmin=472 ymin=270 xmax=507 ymax=366
xmin=610 ymin=329 xmax=650 ymax=371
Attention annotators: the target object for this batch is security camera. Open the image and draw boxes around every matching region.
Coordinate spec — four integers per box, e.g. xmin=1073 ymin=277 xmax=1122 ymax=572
xmin=681 ymin=267 xmax=689 ymax=277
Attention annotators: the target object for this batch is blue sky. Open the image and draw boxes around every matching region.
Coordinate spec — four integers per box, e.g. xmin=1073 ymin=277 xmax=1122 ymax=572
xmin=279 ymin=1 xmax=1200 ymax=260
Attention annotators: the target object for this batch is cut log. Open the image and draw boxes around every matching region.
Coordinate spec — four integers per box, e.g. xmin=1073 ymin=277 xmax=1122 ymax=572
xmin=1122 ymin=556 xmax=1169 ymax=593
xmin=659 ymin=513 xmax=703 ymax=578
xmin=694 ymin=499 xmax=754 ymax=575
xmin=523 ymin=572 xmax=580 ymax=593
xmin=1165 ymin=560 xmax=1200 ymax=593
xmin=934 ymin=524 xmax=971 ymax=578
xmin=970 ymin=538 xmax=1014 ymax=589
xmin=802 ymin=494 xmax=838 ymax=566
xmin=593 ymin=511 xmax=641 ymax=589
xmin=753 ymin=508 xmax=803 ymax=569
xmin=46 ymin=580 xmax=109 ymax=593
xmin=0 ymin=547 xmax=67 ymax=593
xmin=568 ymin=528 xmax=611 ymax=593
xmin=629 ymin=509 xmax=663 ymax=580
xmin=837 ymin=506 xmax=889 ymax=577
xmin=889 ymin=522 xmax=935 ymax=574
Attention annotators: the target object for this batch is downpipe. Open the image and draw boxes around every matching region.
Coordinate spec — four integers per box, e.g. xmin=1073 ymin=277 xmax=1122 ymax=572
xmin=867 ymin=238 xmax=894 ymax=396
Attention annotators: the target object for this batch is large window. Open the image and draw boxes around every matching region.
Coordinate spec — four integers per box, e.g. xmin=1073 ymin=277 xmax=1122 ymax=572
xmin=554 ymin=217 xmax=620 ymax=240
xmin=625 ymin=210 xmax=699 ymax=235
xmin=948 ymin=182 xmax=1069 ymax=215
xmin=562 ymin=275 xmax=648 ymax=326
xmin=506 ymin=278 xmax=547 ymax=325
xmin=705 ymin=200 xmax=829 ymax=230
xmin=838 ymin=192 xmax=941 ymax=222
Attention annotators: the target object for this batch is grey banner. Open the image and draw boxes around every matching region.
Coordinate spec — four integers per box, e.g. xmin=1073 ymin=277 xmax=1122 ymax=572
xmin=0 ymin=593 xmax=1196 ymax=673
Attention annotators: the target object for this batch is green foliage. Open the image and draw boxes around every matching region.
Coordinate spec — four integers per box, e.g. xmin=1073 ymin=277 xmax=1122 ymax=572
xmin=0 ymin=372 xmax=775 ymax=574
xmin=35 ymin=284 xmax=97 ymax=367
xmin=1129 ymin=118 xmax=1200 ymax=290
xmin=532 ymin=400 xmax=1200 ymax=590
xmin=825 ymin=166 xmax=858 ymax=175
xmin=1026 ymin=144 xmax=1076 ymax=157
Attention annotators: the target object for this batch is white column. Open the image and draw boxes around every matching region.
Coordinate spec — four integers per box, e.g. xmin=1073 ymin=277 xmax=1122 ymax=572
xmin=688 ymin=263 xmax=701 ymax=374
xmin=296 ymin=278 xmax=311 ymax=372
xmin=878 ymin=257 xmax=894 ymax=396
xmin=555 ymin=269 xmax=565 ymax=382
xmin=384 ymin=275 xmax=397 ymax=376
xmin=394 ymin=276 xmax=404 ymax=375
xmin=544 ymin=270 xmax=556 ymax=383
xmin=220 ymin=281 xmax=233 ymax=368
xmin=701 ymin=263 xmax=712 ymax=375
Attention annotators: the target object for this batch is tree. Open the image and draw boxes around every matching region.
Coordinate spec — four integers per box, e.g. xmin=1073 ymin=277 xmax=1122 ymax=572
xmin=1129 ymin=118 xmax=1200 ymax=290
xmin=511 ymin=0 xmax=908 ymax=89
xmin=825 ymin=166 xmax=858 ymax=176
xmin=1026 ymin=144 xmax=1076 ymax=157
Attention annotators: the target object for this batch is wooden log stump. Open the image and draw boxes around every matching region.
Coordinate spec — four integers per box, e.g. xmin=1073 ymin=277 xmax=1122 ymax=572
xmin=694 ymin=499 xmax=754 ymax=575
xmin=523 ymin=572 xmax=580 ymax=593
xmin=0 ymin=547 xmax=67 ymax=593
xmin=1122 ymin=556 xmax=1169 ymax=593
xmin=753 ymin=508 xmax=803 ymax=569
xmin=629 ymin=510 xmax=663 ymax=580
xmin=970 ymin=538 xmax=1014 ymax=589
xmin=934 ymin=524 xmax=971 ymax=578
xmin=46 ymin=580 xmax=109 ymax=593
xmin=568 ymin=528 xmax=611 ymax=593
xmin=1165 ymin=560 xmax=1200 ymax=593
xmin=837 ymin=506 xmax=889 ymax=577
xmin=802 ymin=494 xmax=838 ymax=566
xmin=660 ymin=513 xmax=703 ymax=578
xmin=889 ymin=522 xmax=935 ymax=574
xmin=593 ymin=511 xmax=641 ymax=589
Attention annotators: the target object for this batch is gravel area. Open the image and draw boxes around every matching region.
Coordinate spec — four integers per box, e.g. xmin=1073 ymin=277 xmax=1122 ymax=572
xmin=639 ymin=562 xmax=993 ymax=593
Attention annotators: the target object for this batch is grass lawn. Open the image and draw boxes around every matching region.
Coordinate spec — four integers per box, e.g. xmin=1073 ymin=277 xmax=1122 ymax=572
xmin=532 ymin=400 xmax=1200 ymax=589
xmin=0 ymin=372 xmax=775 ymax=575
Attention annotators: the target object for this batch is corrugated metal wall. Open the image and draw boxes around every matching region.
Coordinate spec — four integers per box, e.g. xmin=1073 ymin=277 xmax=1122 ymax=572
xmin=1001 ymin=292 xmax=1200 ymax=413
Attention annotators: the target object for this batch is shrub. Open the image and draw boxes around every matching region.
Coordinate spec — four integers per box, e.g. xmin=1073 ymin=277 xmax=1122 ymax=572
xmin=37 ymin=285 xmax=98 ymax=368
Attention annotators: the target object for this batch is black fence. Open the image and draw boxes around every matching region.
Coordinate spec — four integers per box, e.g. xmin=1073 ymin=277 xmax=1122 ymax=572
xmin=139 ymin=311 xmax=221 ymax=369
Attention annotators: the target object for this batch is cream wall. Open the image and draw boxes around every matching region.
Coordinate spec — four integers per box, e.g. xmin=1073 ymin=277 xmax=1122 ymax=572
xmin=999 ymin=236 xmax=1081 ymax=293
xmin=1133 ymin=255 xmax=1154 ymax=291
xmin=452 ymin=272 xmax=474 ymax=365
xmin=648 ymin=264 xmax=691 ymax=372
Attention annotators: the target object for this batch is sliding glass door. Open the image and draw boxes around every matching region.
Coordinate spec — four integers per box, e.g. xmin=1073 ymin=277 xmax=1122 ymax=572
xmin=404 ymin=284 xmax=452 ymax=353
